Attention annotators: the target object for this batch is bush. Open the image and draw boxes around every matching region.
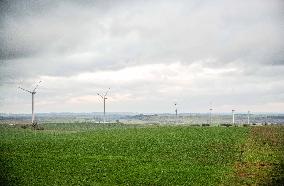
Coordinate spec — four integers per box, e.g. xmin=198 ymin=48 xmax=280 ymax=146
xmin=21 ymin=125 xmax=29 ymax=129
xmin=31 ymin=121 xmax=44 ymax=130
xmin=36 ymin=126 xmax=44 ymax=130
xmin=191 ymin=124 xmax=200 ymax=127
xmin=202 ymin=124 xmax=210 ymax=127
xmin=220 ymin=124 xmax=232 ymax=127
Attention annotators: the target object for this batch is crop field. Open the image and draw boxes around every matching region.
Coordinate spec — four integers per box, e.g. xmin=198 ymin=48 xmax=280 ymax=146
xmin=0 ymin=123 xmax=283 ymax=185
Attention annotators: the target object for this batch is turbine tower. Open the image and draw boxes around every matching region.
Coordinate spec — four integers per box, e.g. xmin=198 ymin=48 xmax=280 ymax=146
xmin=247 ymin=110 xmax=250 ymax=125
xmin=18 ymin=81 xmax=42 ymax=124
xmin=97 ymin=88 xmax=110 ymax=123
xmin=175 ymin=103 xmax=177 ymax=117
xmin=232 ymin=109 xmax=235 ymax=125
xmin=174 ymin=102 xmax=178 ymax=123
xmin=209 ymin=108 xmax=213 ymax=125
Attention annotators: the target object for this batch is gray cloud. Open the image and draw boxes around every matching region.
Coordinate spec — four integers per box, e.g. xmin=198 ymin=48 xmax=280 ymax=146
xmin=0 ymin=0 xmax=284 ymax=113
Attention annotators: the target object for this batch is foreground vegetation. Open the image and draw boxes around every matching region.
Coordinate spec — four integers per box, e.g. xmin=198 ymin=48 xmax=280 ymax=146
xmin=0 ymin=123 xmax=283 ymax=185
xmin=231 ymin=126 xmax=284 ymax=185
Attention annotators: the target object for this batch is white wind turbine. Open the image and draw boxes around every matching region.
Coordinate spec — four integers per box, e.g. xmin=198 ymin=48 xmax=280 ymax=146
xmin=97 ymin=88 xmax=110 ymax=123
xmin=232 ymin=109 xmax=235 ymax=125
xmin=18 ymin=81 xmax=42 ymax=124
xmin=174 ymin=102 xmax=178 ymax=124
xmin=209 ymin=102 xmax=213 ymax=125
xmin=247 ymin=110 xmax=250 ymax=125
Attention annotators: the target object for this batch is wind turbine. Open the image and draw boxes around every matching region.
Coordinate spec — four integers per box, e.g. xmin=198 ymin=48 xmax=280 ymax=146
xmin=232 ymin=109 xmax=235 ymax=125
xmin=18 ymin=81 xmax=42 ymax=124
xmin=247 ymin=110 xmax=250 ymax=125
xmin=97 ymin=88 xmax=110 ymax=123
xmin=209 ymin=102 xmax=213 ymax=125
xmin=174 ymin=103 xmax=178 ymax=117
xmin=174 ymin=102 xmax=178 ymax=123
xmin=209 ymin=108 xmax=213 ymax=125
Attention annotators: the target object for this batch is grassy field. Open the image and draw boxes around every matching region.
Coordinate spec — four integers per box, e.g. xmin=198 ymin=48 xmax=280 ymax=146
xmin=0 ymin=123 xmax=283 ymax=185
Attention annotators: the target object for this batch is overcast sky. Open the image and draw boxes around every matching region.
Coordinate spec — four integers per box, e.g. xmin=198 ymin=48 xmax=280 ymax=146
xmin=0 ymin=0 xmax=284 ymax=114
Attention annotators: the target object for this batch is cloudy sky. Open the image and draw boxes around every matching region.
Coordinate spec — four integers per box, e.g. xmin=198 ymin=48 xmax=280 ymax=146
xmin=0 ymin=0 xmax=284 ymax=114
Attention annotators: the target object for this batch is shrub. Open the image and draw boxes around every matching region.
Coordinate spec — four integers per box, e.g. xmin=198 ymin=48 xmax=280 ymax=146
xmin=191 ymin=124 xmax=200 ymax=127
xmin=202 ymin=124 xmax=210 ymax=127
xmin=36 ymin=126 xmax=44 ymax=130
xmin=21 ymin=125 xmax=28 ymax=129
xmin=220 ymin=124 xmax=232 ymax=127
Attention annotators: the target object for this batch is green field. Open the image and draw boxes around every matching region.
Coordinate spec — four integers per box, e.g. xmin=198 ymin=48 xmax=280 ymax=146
xmin=0 ymin=124 xmax=283 ymax=185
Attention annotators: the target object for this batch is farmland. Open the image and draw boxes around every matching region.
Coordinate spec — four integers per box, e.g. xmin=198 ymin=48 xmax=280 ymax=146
xmin=0 ymin=123 xmax=283 ymax=185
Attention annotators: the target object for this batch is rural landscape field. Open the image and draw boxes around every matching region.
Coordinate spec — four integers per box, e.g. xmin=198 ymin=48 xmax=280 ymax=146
xmin=1 ymin=0 xmax=284 ymax=185
xmin=1 ymin=123 xmax=283 ymax=185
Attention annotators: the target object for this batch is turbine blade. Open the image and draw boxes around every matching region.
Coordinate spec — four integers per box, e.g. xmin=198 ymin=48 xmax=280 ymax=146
xmin=33 ymin=81 xmax=42 ymax=92
xmin=104 ymin=88 xmax=110 ymax=97
xmin=18 ymin=86 xmax=32 ymax=94
xmin=97 ymin=93 xmax=103 ymax=99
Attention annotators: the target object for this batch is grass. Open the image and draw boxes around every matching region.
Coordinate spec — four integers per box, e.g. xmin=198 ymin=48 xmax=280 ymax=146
xmin=230 ymin=126 xmax=284 ymax=185
xmin=0 ymin=123 xmax=283 ymax=185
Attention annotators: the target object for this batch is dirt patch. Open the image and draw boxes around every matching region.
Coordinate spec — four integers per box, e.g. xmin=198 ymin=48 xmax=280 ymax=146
xmin=234 ymin=162 xmax=272 ymax=178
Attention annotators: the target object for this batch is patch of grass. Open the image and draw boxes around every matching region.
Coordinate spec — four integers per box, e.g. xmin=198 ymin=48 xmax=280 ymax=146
xmin=230 ymin=126 xmax=284 ymax=185
xmin=1 ymin=124 xmax=249 ymax=185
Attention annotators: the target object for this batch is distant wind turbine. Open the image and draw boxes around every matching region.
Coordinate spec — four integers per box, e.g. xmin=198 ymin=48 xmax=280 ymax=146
xmin=174 ymin=103 xmax=178 ymax=116
xmin=209 ymin=108 xmax=213 ymax=125
xmin=209 ymin=102 xmax=213 ymax=125
xmin=97 ymin=88 xmax=110 ymax=123
xmin=232 ymin=109 xmax=235 ymax=125
xmin=174 ymin=102 xmax=178 ymax=124
xmin=247 ymin=111 xmax=250 ymax=125
xmin=18 ymin=81 xmax=42 ymax=124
